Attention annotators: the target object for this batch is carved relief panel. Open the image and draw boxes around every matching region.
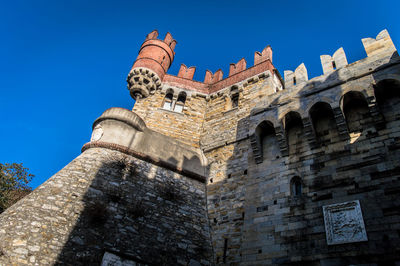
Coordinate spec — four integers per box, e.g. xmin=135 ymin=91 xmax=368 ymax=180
xmin=323 ymin=200 xmax=368 ymax=245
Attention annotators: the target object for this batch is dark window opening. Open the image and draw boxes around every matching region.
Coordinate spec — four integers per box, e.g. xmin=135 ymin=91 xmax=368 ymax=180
xmin=293 ymin=76 xmax=297 ymax=85
xmin=374 ymin=79 xmax=400 ymax=122
xmin=332 ymin=60 xmax=337 ymax=70
xmin=163 ymin=90 xmax=174 ymax=110
xmin=176 ymin=92 xmax=186 ymax=104
xmin=223 ymin=239 xmax=228 ymax=263
xmin=230 ymin=86 xmax=239 ymax=109
xmin=309 ymin=102 xmax=338 ymax=142
xmin=291 ymin=177 xmax=302 ymax=196
xmin=284 ymin=111 xmax=304 ymax=155
xmin=255 ymin=120 xmax=280 ymax=161
xmin=231 ymin=93 xmax=239 ymax=108
xmin=174 ymin=92 xmax=187 ymax=112
xmin=342 ymin=91 xmax=370 ymax=133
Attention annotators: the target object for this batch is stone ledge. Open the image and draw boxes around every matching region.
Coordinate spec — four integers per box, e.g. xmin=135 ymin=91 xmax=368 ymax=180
xmin=82 ymin=142 xmax=206 ymax=183
xmin=93 ymin=107 xmax=147 ymax=132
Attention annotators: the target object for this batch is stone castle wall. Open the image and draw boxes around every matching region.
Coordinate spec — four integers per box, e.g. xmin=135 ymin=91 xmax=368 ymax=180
xmin=132 ymin=87 xmax=208 ymax=148
xmin=1 ymin=29 xmax=400 ymax=266
xmin=238 ymin=50 xmax=400 ymax=265
xmin=199 ymin=32 xmax=400 ymax=264
xmin=0 ymin=148 xmax=213 ymax=265
xmin=201 ymin=71 xmax=282 ymax=263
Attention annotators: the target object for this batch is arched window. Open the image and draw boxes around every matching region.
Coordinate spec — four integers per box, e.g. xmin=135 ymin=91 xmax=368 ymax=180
xmin=255 ymin=121 xmax=280 ymax=162
xmin=309 ymin=102 xmax=338 ymax=143
xmin=283 ymin=111 xmax=303 ymax=155
xmin=341 ymin=91 xmax=370 ymax=133
xmin=174 ymin=92 xmax=187 ymax=112
xmin=374 ymin=79 xmax=400 ymax=122
xmin=162 ymin=89 xmax=174 ymax=110
xmin=290 ymin=177 xmax=302 ymax=196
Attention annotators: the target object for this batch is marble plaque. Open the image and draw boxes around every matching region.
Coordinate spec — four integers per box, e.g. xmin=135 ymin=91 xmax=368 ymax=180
xmin=323 ymin=200 xmax=368 ymax=245
xmin=101 ymin=251 xmax=137 ymax=266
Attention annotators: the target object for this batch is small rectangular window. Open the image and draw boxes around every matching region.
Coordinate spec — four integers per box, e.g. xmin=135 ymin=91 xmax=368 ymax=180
xmin=231 ymin=94 xmax=239 ymax=108
xmin=223 ymin=238 xmax=228 ymax=263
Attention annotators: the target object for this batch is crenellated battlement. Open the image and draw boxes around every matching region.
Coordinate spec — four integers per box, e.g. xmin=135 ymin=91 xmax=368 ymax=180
xmin=320 ymin=47 xmax=348 ymax=75
xmin=229 ymin=58 xmax=247 ymax=76
xmin=144 ymin=30 xmax=177 ymax=51
xmin=128 ymin=29 xmax=397 ymax=102
xmin=177 ymin=64 xmax=196 ymax=80
xmin=1 ymin=27 xmax=400 ymax=266
xmin=127 ymin=30 xmax=278 ymax=99
xmin=362 ymin=29 xmax=396 ymax=57
xmin=284 ymin=63 xmax=308 ymax=88
xmin=254 ymin=46 xmax=273 ymax=65
xmin=283 ymin=29 xmax=397 ymax=90
xmin=204 ymin=69 xmax=223 ymax=84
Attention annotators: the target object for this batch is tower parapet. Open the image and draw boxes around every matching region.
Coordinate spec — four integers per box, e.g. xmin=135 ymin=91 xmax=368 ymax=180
xmin=127 ymin=30 xmax=278 ymax=98
xmin=320 ymin=47 xmax=348 ymax=75
xmin=177 ymin=64 xmax=196 ymax=80
xmin=282 ymin=29 xmax=397 ymax=89
xmin=362 ymin=29 xmax=397 ymax=57
xmin=127 ymin=30 xmax=176 ymax=100
xmin=128 ymin=29 xmax=398 ymax=103
xmin=284 ymin=63 xmax=308 ymax=88
xmin=254 ymin=45 xmax=273 ymax=65
xmin=229 ymin=58 xmax=247 ymax=76
xmin=204 ymin=69 xmax=224 ymax=84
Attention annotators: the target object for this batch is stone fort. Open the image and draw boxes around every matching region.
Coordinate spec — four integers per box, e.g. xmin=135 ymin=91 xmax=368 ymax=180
xmin=0 ymin=29 xmax=400 ymax=266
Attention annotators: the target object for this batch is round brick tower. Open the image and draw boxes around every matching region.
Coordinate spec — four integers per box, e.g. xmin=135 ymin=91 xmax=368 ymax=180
xmin=127 ymin=30 xmax=177 ymax=100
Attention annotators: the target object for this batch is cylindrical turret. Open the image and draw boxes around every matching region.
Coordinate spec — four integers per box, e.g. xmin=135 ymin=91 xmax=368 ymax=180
xmin=127 ymin=30 xmax=177 ymax=100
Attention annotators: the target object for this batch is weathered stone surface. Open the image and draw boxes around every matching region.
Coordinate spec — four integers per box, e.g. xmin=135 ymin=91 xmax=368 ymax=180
xmin=1 ymin=29 xmax=400 ymax=265
xmin=323 ymin=200 xmax=368 ymax=245
xmin=0 ymin=148 xmax=213 ymax=265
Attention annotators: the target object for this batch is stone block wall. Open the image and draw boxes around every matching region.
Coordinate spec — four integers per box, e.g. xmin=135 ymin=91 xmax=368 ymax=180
xmin=211 ymin=50 xmax=400 ymax=265
xmin=133 ymin=87 xmax=208 ymax=148
xmin=1 ymin=29 xmax=399 ymax=266
xmin=193 ymin=34 xmax=400 ymax=264
xmin=0 ymin=148 xmax=213 ymax=265
xmin=201 ymin=72 xmax=281 ymax=264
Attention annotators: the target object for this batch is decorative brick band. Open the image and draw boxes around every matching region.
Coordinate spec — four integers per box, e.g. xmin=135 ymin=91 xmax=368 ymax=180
xmin=81 ymin=141 xmax=207 ymax=183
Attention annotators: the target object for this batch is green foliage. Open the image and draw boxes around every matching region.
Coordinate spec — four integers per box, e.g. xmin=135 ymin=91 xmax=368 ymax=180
xmin=0 ymin=163 xmax=34 ymax=213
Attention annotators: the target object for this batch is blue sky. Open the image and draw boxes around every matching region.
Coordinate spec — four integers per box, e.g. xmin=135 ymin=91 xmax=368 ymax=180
xmin=1 ymin=0 xmax=399 ymax=188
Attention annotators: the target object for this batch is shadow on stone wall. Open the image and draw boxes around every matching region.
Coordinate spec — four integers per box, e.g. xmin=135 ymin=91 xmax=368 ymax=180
xmin=55 ymin=151 xmax=212 ymax=265
xmin=206 ymin=51 xmax=400 ymax=265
